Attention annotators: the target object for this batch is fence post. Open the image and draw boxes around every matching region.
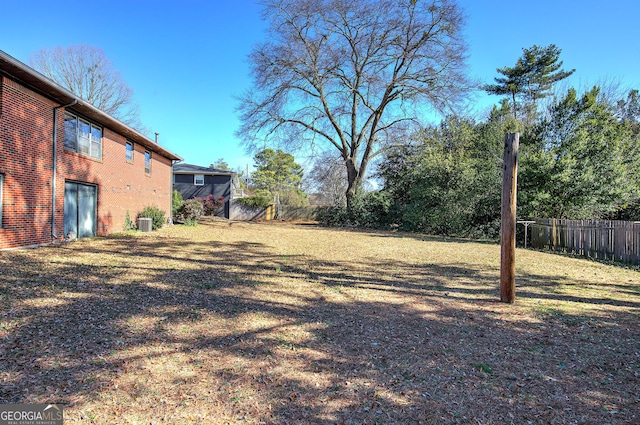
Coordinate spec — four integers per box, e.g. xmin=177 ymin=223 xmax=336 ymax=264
xmin=500 ymin=133 xmax=519 ymax=303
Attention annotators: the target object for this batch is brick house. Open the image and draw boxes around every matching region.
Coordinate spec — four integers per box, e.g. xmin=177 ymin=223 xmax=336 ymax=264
xmin=0 ymin=50 xmax=181 ymax=250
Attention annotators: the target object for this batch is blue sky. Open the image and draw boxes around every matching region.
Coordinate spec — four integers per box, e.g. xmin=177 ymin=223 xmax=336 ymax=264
xmin=2 ymin=0 xmax=639 ymax=172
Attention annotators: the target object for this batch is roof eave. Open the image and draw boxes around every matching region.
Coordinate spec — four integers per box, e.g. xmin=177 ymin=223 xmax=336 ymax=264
xmin=173 ymin=171 xmax=236 ymax=176
xmin=0 ymin=50 xmax=182 ymax=162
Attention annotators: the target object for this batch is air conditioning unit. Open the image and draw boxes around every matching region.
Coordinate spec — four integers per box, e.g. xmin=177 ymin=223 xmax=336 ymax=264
xmin=138 ymin=217 xmax=153 ymax=232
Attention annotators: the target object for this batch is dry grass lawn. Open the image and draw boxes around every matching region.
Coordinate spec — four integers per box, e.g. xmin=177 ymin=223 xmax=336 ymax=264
xmin=1 ymin=218 xmax=639 ymax=424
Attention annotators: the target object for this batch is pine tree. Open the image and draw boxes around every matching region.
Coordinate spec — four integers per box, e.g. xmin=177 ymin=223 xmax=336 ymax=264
xmin=484 ymin=44 xmax=575 ymax=120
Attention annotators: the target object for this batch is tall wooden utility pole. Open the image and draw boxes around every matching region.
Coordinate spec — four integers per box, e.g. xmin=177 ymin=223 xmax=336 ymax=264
xmin=500 ymin=133 xmax=519 ymax=303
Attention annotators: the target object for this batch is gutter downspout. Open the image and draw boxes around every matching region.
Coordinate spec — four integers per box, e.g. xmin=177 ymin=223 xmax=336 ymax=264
xmin=169 ymin=159 xmax=177 ymax=224
xmin=51 ymin=99 xmax=77 ymax=239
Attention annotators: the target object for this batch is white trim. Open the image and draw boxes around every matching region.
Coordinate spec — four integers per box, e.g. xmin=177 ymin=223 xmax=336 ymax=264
xmin=194 ymin=174 xmax=205 ymax=185
xmin=144 ymin=150 xmax=151 ymax=174
xmin=126 ymin=141 xmax=134 ymax=162
xmin=173 ymin=170 xmax=235 ymax=176
xmin=64 ymin=111 xmax=103 ymax=160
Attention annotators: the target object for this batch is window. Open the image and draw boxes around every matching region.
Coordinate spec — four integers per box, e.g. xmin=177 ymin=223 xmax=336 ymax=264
xmin=126 ymin=141 xmax=134 ymax=162
xmin=64 ymin=112 xmax=102 ymax=160
xmin=194 ymin=174 xmax=204 ymax=185
xmin=144 ymin=151 xmax=151 ymax=174
xmin=0 ymin=174 xmax=3 ymax=228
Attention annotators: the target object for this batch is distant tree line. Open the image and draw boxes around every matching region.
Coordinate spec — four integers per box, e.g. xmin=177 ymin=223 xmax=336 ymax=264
xmin=316 ymin=45 xmax=640 ymax=238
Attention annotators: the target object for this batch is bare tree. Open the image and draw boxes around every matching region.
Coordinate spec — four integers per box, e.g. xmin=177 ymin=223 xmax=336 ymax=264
xmin=237 ymin=0 xmax=470 ymax=207
xmin=30 ymin=45 xmax=146 ymax=131
xmin=307 ymin=151 xmax=348 ymax=206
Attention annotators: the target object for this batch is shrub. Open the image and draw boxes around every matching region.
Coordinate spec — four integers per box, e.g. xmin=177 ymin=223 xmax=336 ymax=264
xmin=183 ymin=217 xmax=199 ymax=227
xmin=138 ymin=205 xmax=166 ymax=230
xmin=236 ymin=195 xmax=272 ymax=209
xmin=123 ymin=210 xmax=136 ymax=231
xmin=172 ymin=190 xmax=183 ymax=217
xmin=317 ymin=191 xmax=392 ymax=229
xmin=202 ymin=194 xmax=225 ymax=216
xmin=176 ymin=198 xmax=204 ymax=224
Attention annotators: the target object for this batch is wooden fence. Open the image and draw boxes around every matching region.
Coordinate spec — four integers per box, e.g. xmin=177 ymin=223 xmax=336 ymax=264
xmin=229 ymin=203 xmax=331 ymax=221
xmin=278 ymin=206 xmax=332 ymax=221
xmin=530 ymin=219 xmax=640 ymax=265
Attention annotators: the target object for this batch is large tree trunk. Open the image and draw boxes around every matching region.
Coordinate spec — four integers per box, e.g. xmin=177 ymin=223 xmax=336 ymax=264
xmin=237 ymin=0 xmax=471 ymax=206
xmin=344 ymin=158 xmax=362 ymax=209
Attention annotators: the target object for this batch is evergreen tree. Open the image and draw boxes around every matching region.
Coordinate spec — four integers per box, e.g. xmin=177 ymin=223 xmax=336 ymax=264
xmin=613 ymin=89 xmax=640 ymax=219
xmin=519 ymin=86 xmax=634 ymax=218
xmin=378 ymin=113 xmax=510 ymax=238
xmin=251 ymin=149 xmax=307 ymax=206
xmin=484 ymin=44 xmax=575 ymax=121
xmin=210 ymin=158 xmax=231 ymax=170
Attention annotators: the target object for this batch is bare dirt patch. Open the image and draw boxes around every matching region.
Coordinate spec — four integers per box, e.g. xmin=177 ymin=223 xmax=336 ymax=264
xmin=1 ymin=219 xmax=638 ymax=424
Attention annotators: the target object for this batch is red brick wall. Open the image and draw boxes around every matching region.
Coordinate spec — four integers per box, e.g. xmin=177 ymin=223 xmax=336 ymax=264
xmin=0 ymin=76 xmax=57 ymax=249
xmin=0 ymin=76 xmax=173 ymax=249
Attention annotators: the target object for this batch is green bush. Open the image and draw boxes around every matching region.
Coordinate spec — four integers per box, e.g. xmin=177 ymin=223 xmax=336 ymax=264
xmin=183 ymin=217 xmax=199 ymax=227
xmin=172 ymin=190 xmax=183 ymax=217
xmin=236 ymin=195 xmax=272 ymax=209
xmin=317 ymin=191 xmax=392 ymax=229
xmin=123 ymin=210 xmax=136 ymax=231
xmin=138 ymin=205 xmax=166 ymax=230
xmin=176 ymin=198 xmax=204 ymax=224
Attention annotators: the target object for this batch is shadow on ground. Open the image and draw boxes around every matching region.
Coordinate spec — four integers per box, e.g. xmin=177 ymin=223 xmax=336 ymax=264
xmin=0 ymin=221 xmax=638 ymax=424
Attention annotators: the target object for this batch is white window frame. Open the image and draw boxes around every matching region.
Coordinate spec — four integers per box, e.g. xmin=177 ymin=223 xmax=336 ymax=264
xmin=126 ymin=141 xmax=134 ymax=162
xmin=194 ymin=174 xmax=205 ymax=185
xmin=64 ymin=112 xmax=102 ymax=160
xmin=144 ymin=151 xmax=151 ymax=174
